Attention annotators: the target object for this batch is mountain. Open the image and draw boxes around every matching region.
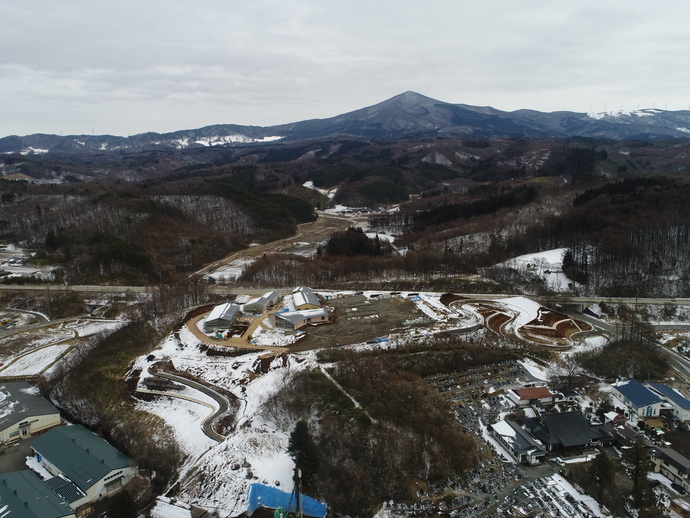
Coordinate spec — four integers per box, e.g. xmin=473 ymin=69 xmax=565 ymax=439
xmin=3 ymin=91 xmax=690 ymax=155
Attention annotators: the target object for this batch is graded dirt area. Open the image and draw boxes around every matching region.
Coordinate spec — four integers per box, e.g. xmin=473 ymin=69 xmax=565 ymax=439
xmin=291 ymin=295 xmax=417 ymax=350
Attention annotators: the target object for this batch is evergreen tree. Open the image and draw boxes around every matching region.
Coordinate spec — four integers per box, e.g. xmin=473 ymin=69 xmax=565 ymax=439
xmin=623 ymin=436 xmax=655 ymax=510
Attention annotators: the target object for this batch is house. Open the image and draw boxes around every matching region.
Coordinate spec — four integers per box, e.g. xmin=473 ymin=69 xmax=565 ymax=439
xmin=0 ymin=470 xmax=76 ymax=518
xmin=650 ymin=447 xmax=690 ymax=494
xmin=243 ymin=291 xmax=280 ymax=314
xmin=554 ymin=385 xmax=579 ymax=404
xmin=611 ymin=379 xmax=664 ymax=418
xmin=0 ymin=382 xmax=61 ymax=443
xmin=270 ymin=308 xmax=330 ymax=331
xmin=31 ymin=425 xmax=137 ymax=513
xmin=204 ymin=302 xmax=240 ymax=332
xmin=490 ymin=420 xmax=547 ymax=465
xmin=292 ymin=287 xmax=321 ymax=310
xmin=507 ymin=386 xmax=554 ymax=408
xmin=646 ymin=382 xmax=690 ymax=422
xmin=521 ymin=411 xmax=612 ymax=453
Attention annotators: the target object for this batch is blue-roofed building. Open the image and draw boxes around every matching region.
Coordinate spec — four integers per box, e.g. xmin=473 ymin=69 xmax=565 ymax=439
xmin=647 ymin=382 xmax=690 ymax=422
xmin=611 ymin=379 xmax=664 ymax=418
xmin=31 ymin=425 xmax=137 ymax=514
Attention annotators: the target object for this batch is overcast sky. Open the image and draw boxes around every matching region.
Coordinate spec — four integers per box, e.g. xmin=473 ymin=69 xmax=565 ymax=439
xmin=2 ymin=1 xmax=689 ymax=137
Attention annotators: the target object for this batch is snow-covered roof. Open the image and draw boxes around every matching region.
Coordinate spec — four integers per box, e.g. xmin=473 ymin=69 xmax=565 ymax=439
xmin=206 ymin=302 xmax=239 ymax=324
xmin=292 ymin=286 xmax=320 ymax=308
xmin=0 ymin=382 xmax=59 ymax=431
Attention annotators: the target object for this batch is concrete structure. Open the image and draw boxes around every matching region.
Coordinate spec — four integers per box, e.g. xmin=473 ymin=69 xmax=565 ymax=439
xmin=508 ymin=386 xmax=554 ymax=408
xmin=270 ymin=308 xmax=330 ymax=331
xmin=243 ymin=291 xmax=280 ymax=313
xmin=204 ymin=302 xmax=240 ymax=332
xmin=651 ymin=447 xmax=690 ymax=494
xmin=292 ymin=287 xmax=321 ymax=310
xmin=31 ymin=425 xmax=137 ymax=513
xmin=647 ymin=382 xmax=690 ymax=422
xmin=0 ymin=382 xmax=61 ymax=443
xmin=0 ymin=470 xmax=76 ymax=518
xmin=611 ymin=379 xmax=664 ymax=418
xmin=491 ymin=420 xmax=547 ymax=465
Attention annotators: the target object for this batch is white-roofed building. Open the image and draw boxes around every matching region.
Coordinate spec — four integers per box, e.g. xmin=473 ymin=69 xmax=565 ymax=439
xmin=292 ymin=287 xmax=321 ymax=310
xmin=204 ymin=302 xmax=240 ymax=332
xmin=243 ymin=291 xmax=281 ymax=313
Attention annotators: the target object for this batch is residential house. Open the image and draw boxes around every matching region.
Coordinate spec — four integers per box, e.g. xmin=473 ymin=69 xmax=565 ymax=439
xmin=490 ymin=420 xmax=547 ymax=465
xmin=204 ymin=302 xmax=240 ymax=332
xmin=554 ymin=385 xmax=578 ymax=404
xmin=270 ymin=308 xmax=330 ymax=331
xmin=243 ymin=291 xmax=280 ymax=314
xmin=0 ymin=382 xmax=61 ymax=443
xmin=611 ymin=379 xmax=664 ymax=418
xmin=646 ymin=382 xmax=690 ymax=422
xmin=0 ymin=470 xmax=76 ymax=518
xmin=292 ymin=287 xmax=321 ymax=310
xmin=31 ymin=425 xmax=137 ymax=513
xmin=650 ymin=447 xmax=690 ymax=494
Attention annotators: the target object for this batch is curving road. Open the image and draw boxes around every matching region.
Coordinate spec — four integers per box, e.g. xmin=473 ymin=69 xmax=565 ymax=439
xmin=142 ymin=364 xmax=233 ymax=443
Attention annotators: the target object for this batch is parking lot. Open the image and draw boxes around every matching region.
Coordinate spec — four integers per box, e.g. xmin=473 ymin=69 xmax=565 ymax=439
xmin=0 ymin=439 xmax=35 ymax=474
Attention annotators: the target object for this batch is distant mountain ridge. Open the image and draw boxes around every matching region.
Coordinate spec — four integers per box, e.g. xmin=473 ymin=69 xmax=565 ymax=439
xmin=4 ymin=91 xmax=690 ymax=155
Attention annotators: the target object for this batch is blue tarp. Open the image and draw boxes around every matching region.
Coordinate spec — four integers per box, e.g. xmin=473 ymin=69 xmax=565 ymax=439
xmin=247 ymin=483 xmax=327 ymax=518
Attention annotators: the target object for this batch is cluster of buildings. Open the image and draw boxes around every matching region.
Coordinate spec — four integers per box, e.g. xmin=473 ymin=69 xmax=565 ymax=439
xmin=0 ymin=382 xmax=136 ymax=518
xmin=204 ymin=286 xmax=331 ymax=335
xmin=490 ymin=377 xmax=690 ymax=497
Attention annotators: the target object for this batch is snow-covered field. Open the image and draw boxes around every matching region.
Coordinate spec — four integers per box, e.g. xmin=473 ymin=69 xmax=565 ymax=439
xmin=497 ymin=248 xmax=577 ymax=292
xmin=0 ymin=343 xmax=73 ymax=376
xmin=206 ymin=258 xmax=255 ymax=283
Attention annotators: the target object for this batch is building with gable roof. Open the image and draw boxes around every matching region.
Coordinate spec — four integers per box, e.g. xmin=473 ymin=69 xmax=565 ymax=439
xmin=650 ymin=447 xmax=690 ymax=494
xmin=521 ymin=411 xmax=612 ymax=452
xmin=0 ymin=470 xmax=76 ymax=518
xmin=204 ymin=302 xmax=240 ymax=332
xmin=611 ymin=379 xmax=664 ymax=418
xmin=646 ymin=382 xmax=690 ymax=422
xmin=490 ymin=420 xmax=547 ymax=465
xmin=243 ymin=291 xmax=280 ymax=314
xmin=292 ymin=287 xmax=321 ymax=310
xmin=31 ymin=425 xmax=137 ymax=512
xmin=0 ymin=382 xmax=61 ymax=443
xmin=507 ymin=386 xmax=554 ymax=409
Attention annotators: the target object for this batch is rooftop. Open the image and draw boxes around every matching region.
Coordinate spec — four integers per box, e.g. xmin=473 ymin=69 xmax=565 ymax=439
xmin=206 ymin=302 xmax=239 ymax=323
xmin=647 ymin=382 xmax=690 ymax=411
xmin=513 ymin=387 xmax=554 ymax=400
xmin=31 ymin=425 xmax=134 ymax=492
xmin=613 ymin=379 xmax=663 ymax=408
xmin=0 ymin=382 xmax=59 ymax=431
xmin=0 ymin=470 xmax=75 ymax=518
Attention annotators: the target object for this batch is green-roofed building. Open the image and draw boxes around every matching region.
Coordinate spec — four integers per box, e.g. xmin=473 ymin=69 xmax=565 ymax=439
xmin=0 ymin=470 xmax=76 ymax=518
xmin=31 ymin=425 xmax=137 ymax=513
